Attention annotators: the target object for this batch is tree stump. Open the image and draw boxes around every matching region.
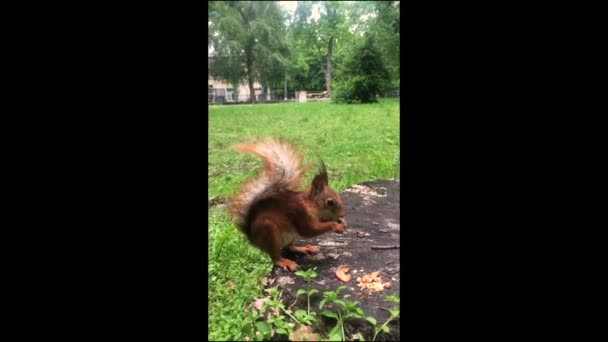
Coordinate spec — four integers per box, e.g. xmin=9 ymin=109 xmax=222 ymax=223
xmin=266 ymin=180 xmax=401 ymax=341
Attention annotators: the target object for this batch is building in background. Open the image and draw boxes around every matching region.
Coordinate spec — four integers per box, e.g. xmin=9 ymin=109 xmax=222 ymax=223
xmin=208 ymin=53 xmax=263 ymax=104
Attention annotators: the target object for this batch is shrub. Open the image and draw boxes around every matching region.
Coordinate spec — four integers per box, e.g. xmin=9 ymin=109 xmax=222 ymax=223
xmin=333 ymin=36 xmax=389 ymax=104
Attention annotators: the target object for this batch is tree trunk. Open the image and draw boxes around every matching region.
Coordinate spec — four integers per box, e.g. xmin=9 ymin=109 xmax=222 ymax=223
xmin=248 ymin=77 xmax=255 ymax=104
xmin=325 ymin=37 xmax=333 ymax=98
xmin=241 ymin=6 xmax=256 ymax=104
xmin=284 ymin=75 xmax=287 ymax=100
xmin=246 ymin=54 xmax=255 ymax=104
xmin=313 ymin=43 xmax=326 ymax=90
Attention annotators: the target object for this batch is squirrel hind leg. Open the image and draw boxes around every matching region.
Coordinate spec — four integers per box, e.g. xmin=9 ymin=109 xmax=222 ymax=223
xmin=288 ymin=244 xmax=320 ymax=255
xmin=250 ymin=218 xmax=300 ymax=272
xmin=273 ymin=257 xmax=299 ymax=272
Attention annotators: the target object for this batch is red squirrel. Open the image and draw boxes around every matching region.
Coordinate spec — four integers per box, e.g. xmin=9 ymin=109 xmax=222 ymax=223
xmin=228 ymin=138 xmax=347 ymax=272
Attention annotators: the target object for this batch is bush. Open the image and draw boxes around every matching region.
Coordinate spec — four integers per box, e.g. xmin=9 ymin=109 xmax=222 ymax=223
xmin=333 ymin=36 xmax=389 ymax=104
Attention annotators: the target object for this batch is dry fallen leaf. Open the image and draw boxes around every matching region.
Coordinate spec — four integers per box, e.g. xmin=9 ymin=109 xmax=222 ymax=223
xmin=335 ymin=267 xmax=351 ymax=282
xmin=289 ymin=325 xmax=319 ymax=341
xmin=252 ymin=297 xmax=269 ymax=312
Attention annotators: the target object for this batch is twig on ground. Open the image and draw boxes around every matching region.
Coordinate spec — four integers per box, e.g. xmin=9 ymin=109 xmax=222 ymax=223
xmin=310 ymin=279 xmax=325 ymax=286
xmin=371 ymin=245 xmax=400 ymax=250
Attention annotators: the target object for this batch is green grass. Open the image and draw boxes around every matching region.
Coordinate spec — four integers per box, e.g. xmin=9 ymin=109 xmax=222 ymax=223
xmin=208 ymin=99 xmax=399 ymax=341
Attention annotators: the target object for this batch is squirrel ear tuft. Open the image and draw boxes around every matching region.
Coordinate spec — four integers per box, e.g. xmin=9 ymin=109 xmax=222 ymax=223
xmin=311 ymin=159 xmax=328 ymax=197
xmin=318 ymin=158 xmax=328 ymax=183
xmin=311 ymin=175 xmax=325 ymax=198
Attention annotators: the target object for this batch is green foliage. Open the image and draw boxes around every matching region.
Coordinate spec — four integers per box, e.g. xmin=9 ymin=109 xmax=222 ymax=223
xmin=287 ymin=53 xmax=311 ymax=90
xmin=295 ymin=267 xmax=320 ymax=322
xmin=285 ymin=1 xmax=353 ymax=94
xmin=366 ymin=294 xmax=400 ymax=341
xmin=211 ymin=258 xmax=400 ymax=341
xmin=370 ymin=1 xmax=400 ymax=88
xmin=295 ymin=268 xmax=318 ymax=281
xmin=317 ymin=286 xmax=365 ymax=341
xmin=208 ymin=210 xmax=272 ymax=341
xmin=210 ymin=55 xmax=243 ymax=92
xmin=333 ymin=36 xmax=389 ymax=103
xmin=348 ymin=1 xmax=400 ymax=89
xmin=210 ymin=1 xmax=400 ymax=97
xmin=209 ymin=1 xmax=289 ymax=97
xmin=225 ymin=267 xmax=399 ymax=341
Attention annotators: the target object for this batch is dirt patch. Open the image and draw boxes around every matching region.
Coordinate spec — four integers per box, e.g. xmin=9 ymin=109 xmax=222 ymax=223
xmin=267 ymin=179 xmax=400 ymax=341
xmin=208 ymin=196 xmax=227 ymax=208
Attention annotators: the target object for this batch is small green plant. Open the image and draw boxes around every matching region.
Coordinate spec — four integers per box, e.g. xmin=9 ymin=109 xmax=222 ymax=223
xmin=240 ymin=310 xmax=273 ymax=341
xmin=292 ymin=268 xmax=321 ymax=340
xmin=366 ymin=294 xmax=400 ymax=342
xmin=319 ymin=286 xmax=365 ymax=341
xmin=267 ymin=287 xmax=302 ymax=326
xmin=241 ymin=278 xmax=398 ymax=341
xmin=295 ymin=268 xmax=320 ymax=325
xmin=241 ymin=287 xmax=302 ymax=341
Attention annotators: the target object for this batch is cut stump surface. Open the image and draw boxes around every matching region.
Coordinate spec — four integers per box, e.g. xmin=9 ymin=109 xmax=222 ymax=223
xmin=266 ymin=179 xmax=400 ymax=341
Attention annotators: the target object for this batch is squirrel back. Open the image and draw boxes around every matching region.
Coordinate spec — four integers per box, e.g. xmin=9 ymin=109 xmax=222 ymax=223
xmin=228 ymin=138 xmax=312 ymax=231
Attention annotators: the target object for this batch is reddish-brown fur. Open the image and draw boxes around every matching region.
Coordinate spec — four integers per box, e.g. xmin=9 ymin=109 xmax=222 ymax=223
xmin=228 ymin=138 xmax=347 ymax=271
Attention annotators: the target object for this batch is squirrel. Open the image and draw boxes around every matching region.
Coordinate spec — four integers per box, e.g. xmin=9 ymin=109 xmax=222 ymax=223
xmin=228 ymin=138 xmax=347 ymax=272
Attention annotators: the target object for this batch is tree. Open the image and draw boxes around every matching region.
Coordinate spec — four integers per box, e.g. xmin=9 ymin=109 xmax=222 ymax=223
xmin=333 ymin=35 xmax=389 ymax=103
xmin=256 ymin=31 xmax=290 ymax=98
xmin=347 ymin=1 xmax=400 ymax=89
xmin=208 ymin=1 xmax=289 ymax=103
xmin=291 ymin=1 xmax=349 ymax=97
xmin=209 ymin=55 xmax=243 ymax=102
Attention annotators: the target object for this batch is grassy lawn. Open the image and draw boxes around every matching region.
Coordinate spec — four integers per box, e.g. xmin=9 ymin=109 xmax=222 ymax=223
xmin=208 ymin=99 xmax=400 ymax=340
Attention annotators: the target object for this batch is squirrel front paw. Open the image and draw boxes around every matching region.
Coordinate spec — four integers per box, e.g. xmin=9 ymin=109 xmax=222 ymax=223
xmin=333 ymin=218 xmax=347 ymax=234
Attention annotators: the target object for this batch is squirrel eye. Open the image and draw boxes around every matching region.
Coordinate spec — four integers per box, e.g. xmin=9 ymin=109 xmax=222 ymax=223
xmin=326 ymin=199 xmax=335 ymax=207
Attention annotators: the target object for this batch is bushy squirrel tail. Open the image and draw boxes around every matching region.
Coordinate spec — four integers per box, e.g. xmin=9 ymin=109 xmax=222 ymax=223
xmin=227 ymin=138 xmax=310 ymax=231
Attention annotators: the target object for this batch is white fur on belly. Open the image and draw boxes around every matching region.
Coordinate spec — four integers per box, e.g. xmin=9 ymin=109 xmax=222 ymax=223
xmin=281 ymin=230 xmax=301 ymax=248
